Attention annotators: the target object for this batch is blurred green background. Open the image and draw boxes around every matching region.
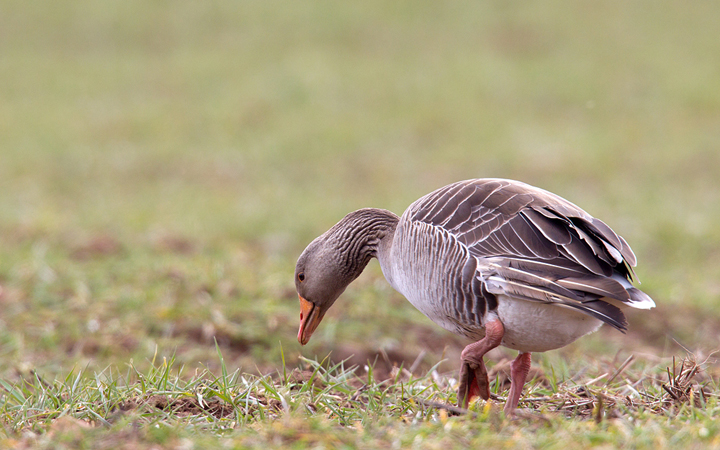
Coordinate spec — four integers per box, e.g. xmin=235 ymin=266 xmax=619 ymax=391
xmin=1 ymin=0 xmax=719 ymax=380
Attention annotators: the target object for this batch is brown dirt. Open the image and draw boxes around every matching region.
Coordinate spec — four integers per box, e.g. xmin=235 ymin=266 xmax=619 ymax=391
xmin=120 ymin=394 xmax=235 ymax=419
xmin=174 ymin=322 xmax=256 ymax=355
xmin=70 ymin=235 xmax=124 ymax=260
xmin=152 ymin=234 xmax=197 ymax=254
xmin=63 ymin=333 xmax=140 ymax=358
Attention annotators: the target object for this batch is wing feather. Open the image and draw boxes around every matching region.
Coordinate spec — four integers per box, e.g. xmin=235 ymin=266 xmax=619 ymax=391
xmin=520 ymin=209 xmax=572 ymax=245
xmin=404 ymin=179 xmax=653 ymax=327
xmin=559 ymin=301 xmax=627 ymax=331
xmin=556 ymin=276 xmax=629 ymax=301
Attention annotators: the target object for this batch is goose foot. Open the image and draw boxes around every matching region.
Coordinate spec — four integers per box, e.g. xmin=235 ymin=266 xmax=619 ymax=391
xmin=457 ymin=319 xmax=504 ymax=408
xmin=458 ymin=358 xmax=489 ymax=408
xmin=504 ymin=352 xmax=532 ymax=416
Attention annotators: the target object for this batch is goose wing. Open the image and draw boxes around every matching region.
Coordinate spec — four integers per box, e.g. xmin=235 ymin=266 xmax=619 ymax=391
xmin=406 ymin=179 xmax=654 ymax=330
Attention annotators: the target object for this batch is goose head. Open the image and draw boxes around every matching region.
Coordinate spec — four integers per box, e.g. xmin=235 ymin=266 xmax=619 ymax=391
xmin=294 ymin=235 xmax=354 ymax=345
xmin=294 ymin=208 xmax=399 ymax=345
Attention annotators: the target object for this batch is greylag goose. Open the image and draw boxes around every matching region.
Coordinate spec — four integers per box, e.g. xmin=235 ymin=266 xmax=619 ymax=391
xmin=294 ymin=178 xmax=654 ymax=415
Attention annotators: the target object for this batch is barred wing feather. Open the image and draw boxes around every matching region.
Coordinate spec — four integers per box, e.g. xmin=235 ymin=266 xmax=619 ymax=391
xmin=406 ymin=179 xmax=655 ymax=330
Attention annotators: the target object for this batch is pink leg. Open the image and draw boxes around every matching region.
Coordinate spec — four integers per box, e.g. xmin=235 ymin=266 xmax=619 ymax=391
xmin=457 ymin=319 xmax=504 ymax=408
xmin=504 ymin=352 xmax=532 ymax=416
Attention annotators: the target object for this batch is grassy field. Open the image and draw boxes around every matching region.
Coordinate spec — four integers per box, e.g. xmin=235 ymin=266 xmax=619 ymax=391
xmin=1 ymin=0 xmax=719 ymax=448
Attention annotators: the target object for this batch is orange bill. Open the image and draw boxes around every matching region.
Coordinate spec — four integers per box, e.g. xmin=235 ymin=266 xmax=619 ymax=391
xmin=297 ymin=295 xmax=325 ymax=345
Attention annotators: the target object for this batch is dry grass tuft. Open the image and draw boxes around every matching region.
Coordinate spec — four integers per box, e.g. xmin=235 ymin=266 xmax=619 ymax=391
xmin=505 ymin=353 xmax=717 ymax=421
xmin=661 ymin=355 xmax=713 ymax=409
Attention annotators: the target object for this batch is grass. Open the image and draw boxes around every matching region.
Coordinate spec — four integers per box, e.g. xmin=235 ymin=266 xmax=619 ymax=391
xmin=1 ymin=349 xmax=718 ymax=449
xmin=1 ymin=0 xmax=720 ymax=447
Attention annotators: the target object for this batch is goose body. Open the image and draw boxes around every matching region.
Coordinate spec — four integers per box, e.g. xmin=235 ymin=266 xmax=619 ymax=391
xmin=295 ymin=178 xmax=654 ymax=414
xmin=379 ymin=219 xmax=605 ymax=353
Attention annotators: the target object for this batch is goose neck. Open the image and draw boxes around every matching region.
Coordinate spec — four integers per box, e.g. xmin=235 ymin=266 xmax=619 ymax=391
xmin=329 ymin=208 xmax=399 ymax=278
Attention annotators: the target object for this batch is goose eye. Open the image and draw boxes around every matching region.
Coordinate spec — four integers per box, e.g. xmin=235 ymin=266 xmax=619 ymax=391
xmin=297 ymin=272 xmax=305 ymax=282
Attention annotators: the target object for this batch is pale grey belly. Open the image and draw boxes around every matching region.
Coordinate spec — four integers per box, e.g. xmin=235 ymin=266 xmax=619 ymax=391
xmin=496 ymin=295 xmax=603 ymax=352
xmin=387 ymin=272 xmax=602 ymax=352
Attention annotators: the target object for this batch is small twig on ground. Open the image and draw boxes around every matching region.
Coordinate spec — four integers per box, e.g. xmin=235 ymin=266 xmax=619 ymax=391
xmin=585 ymin=373 xmax=608 ymax=386
xmin=606 ymin=354 xmax=635 ymax=386
xmin=522 ymin=397 xmax=554 ymax=402
xmin=411 ymin=398 xmax=478 ymax=418
xmin=512 ymin=409 xmax=552 ymax=423
xmin=408 ymin=350 xmax=427 ymax=375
